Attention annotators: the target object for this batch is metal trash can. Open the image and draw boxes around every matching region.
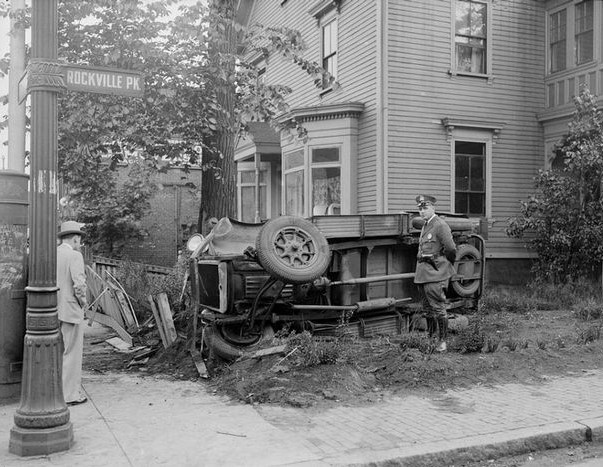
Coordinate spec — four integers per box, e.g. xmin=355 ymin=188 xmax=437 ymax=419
xmin=0 ymin=170 xmax=28 ymax=400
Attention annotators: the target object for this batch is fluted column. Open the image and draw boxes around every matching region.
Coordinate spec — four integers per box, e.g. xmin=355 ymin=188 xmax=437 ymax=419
xmin=9 ymin=0 xmax=73 ymax=456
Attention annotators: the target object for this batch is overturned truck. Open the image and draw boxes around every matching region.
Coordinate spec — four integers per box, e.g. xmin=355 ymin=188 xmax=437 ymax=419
xmin=188 ymin=212 xmax=485 ymax=360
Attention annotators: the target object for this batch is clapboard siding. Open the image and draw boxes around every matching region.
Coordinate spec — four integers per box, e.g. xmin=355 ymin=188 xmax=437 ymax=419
xmin=386 ymin=0 xmax=546 ymax=256
xmin=249 ymin=0 xmax=379 ymax=214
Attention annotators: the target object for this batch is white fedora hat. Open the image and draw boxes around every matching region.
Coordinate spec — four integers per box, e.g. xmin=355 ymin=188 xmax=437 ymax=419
xmin=58 ymin=220 xmax=85 ymax=238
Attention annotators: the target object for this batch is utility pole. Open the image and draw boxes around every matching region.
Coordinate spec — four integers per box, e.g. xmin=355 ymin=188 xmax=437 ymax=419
xmin=9 ymin=0 xmax=73 ymax=456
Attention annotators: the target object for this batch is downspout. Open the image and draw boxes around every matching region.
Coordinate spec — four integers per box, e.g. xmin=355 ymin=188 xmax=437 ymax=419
xmin=375 ymin=0 xmax=388 ymax=213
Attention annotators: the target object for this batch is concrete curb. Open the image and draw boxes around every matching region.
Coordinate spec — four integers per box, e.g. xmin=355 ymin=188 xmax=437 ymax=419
xmin=329 ymin=421 xmax=594 ymax=466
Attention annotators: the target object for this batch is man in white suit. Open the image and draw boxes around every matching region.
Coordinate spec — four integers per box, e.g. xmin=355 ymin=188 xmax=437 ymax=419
xmin=57 ymin=221 xmax=88 ymax=405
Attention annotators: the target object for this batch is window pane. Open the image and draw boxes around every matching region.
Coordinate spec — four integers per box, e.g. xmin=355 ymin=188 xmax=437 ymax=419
xmin=470 ymin=2 xmax=487 ymax=37
xmin=456 ymin=141 xmax=484 ymax=156
xmin=312 ymin=147 xmax=339 ymax=164
xmin=312 ymin=167 xmax=340 ymax=215
xmin=285 ymin=171 xmax=304 ymax=216
xmin=240 ymin=171 xmax=255 ymax=184
xmin=455 ymin=156 xmax=469 ymax=191
xmin=241 ymin=186 xmax=267 ymax=223
xmin=470 ymin=157 xmax=484 ymax=191
xmin=455 ymin=192 xmax=468 ymax=214
xmin=455 ymin=1 xmax=471 ymax=35
xmin=455 ymin=141 xmax=485 ymax=216
xmin=284 ymin=150 xmax=304 ymax=170
xmin=576 ymin=31 xmax=593 ymax=64
xmin=469 ymin=193 xmax=484 ymax=215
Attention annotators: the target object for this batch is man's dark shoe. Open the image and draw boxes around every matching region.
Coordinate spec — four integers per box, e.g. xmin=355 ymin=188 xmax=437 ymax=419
xmin=67 ymin=396 xmax=88 ymax=406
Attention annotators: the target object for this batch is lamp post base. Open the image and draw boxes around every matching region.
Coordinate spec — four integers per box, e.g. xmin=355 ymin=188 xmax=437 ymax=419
xmin=9 ymin=422 xmax=73 ymax=457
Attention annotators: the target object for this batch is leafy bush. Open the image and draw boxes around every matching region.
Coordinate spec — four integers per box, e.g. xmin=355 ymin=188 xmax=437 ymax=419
xmin=453 ymin=320 xmax=485 ymax=353
xmin=506 ymin=88 xmax=603 ymax=283
xmin=573 ymin=298 xmax=603 ymax=321
xmin=282 ymin=332 xmax=345 ymax=367
xmin=113 ymin=254 xmax=189 ymax=323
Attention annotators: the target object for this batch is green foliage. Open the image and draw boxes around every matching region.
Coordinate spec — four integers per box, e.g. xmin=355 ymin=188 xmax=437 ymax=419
xmin=282 ymin=332 xmax=348 ymax=367
xmin=572 ymin=298 xmax=603 ymax=321
xmin=62 ymin=160 xmax=157 ymax=256
xmin=507 ymin=88 xmax=603 ymax=282
xmin=113 ymin=253 xmax=189 ymax=322
xmin=453 ymin=320 xmax=485 ymax=353
xmin=398 ymin=332 xmax=433 ymax=353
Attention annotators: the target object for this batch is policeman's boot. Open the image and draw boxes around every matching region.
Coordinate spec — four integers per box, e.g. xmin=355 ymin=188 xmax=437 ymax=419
xmin=436 ymin=316 xmax=448 ymax=352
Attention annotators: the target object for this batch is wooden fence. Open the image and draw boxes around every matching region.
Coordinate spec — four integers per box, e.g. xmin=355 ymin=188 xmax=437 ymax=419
xmin=90 ymin=255 xmax=174 ymax=280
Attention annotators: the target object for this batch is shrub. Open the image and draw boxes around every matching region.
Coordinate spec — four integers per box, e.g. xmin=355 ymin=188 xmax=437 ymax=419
xmin=454 ymin=320 xmax=485 ymax=353
xmin=506 ymin=88 xmax=603 ymax=283
xmin=572 ymin=298 xmax=603 ymax=321
xmin=282 ymin=331 xmax=347 ymax=367
xmin=398 ymin=332 xmax=433 ymax=353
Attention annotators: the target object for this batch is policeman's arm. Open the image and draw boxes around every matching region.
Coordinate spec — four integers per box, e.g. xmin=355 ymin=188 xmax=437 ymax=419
xmin=439 ymin=223 xmax=457 ymax=263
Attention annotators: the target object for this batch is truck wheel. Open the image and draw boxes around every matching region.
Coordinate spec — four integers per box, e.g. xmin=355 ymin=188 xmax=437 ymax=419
xmin=452 ymin=244 xmax=482 ymax=297
xmin=256 ymin=216 xmax=331 ymax=284
xmin=204 ymin=324 xmax=275 ymax=361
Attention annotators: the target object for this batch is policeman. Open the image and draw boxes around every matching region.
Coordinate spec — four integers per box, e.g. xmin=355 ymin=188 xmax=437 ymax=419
xmin=413 ymin=195 xmax=457 ymax=352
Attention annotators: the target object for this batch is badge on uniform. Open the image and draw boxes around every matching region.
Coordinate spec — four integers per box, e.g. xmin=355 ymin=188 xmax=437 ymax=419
xmin=427 ymin=233 xmax=432 ymax=240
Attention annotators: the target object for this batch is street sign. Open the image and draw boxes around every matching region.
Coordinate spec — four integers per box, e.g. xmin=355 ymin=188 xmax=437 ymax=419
xmin=63 ymin=64 xmax=144 ymax=97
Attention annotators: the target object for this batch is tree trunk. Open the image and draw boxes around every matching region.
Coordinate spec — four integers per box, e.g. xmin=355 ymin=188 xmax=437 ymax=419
xmin=199 ymin=0 xmax=238 ymax=234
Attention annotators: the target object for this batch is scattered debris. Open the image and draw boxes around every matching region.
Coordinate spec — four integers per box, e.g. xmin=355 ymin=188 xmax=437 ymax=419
xmin=105 ymin=336 xmax=132 ymax=351
xmin=148 ymin=293 xmax=177 ymax=348
xmin=85 ymin=265 xmax=138 ymax=345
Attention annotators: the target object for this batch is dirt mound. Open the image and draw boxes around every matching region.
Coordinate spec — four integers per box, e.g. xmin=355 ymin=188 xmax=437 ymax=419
xmin=84 ymin=308 xmax=603 ymax=408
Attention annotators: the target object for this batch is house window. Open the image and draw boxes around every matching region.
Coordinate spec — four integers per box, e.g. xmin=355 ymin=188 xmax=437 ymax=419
xmin=455 ymin=0 xmax=488 ymax=74
xmin=284 ymin=150 xmax=305 ymax=217
xmin=321 ymin=15 xmax=338 ymax=89
xmin=311 ymin=148 xmax=341 ymax=215
xmin=455 ymin=141 xmax=486 ymax=216
xmin=575 ymin=0 xmax=593 ymax=65
xmin=549 ymin=9 xmax=567 ymax=72
xmin=237 ymin=163 xmax=270 ymax=223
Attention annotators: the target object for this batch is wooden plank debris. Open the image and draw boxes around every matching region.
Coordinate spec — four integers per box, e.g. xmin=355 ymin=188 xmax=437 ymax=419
xmin=105 ymin=336 xmax=132 ymax=351
xmin=85 ymin=265 xmax=139 ymax=343
xmin=240 ymin=345 xmax=287 ymax=361
xmin=85 ymin=309 xmax=133 ymax=346
xmin=148 ymin=295 xmax=169 ymax=348
xmin=156 ymin=293 xmax=177 ymax=346
xmin=189 ymin=349 xmax=208 ymax=379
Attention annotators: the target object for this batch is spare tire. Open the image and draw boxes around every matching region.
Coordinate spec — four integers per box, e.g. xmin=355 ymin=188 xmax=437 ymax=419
xmin=256 ymin=216 xmax=331 ymax=284
xmin=452 ymin=244 xmax=482 ymax=297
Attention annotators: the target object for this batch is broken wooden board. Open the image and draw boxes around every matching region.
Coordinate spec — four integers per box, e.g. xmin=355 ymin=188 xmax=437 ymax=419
xmin=148 ymin=295 xmax=169 ymax=348
xmin=86 ymin=266 xmax=126 ymax=329
xmin=189 ymin=349 xmax=208 ymax=379
xmin=104 ymin=271 xmax=139 ymax=331
xmin=239 ymin=345 xmax=287 ymax=361
xmin=105 ymin=336 xmax=132 ymax=351
xmin=155 ymin=293 xmax=177 ymax=346
xmin=85 ymin=309 xmax=133 ymax=346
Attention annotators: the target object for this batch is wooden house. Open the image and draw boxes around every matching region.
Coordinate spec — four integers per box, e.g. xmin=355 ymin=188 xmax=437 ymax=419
xmin=234 ymin=0 xmax=603 ymax=283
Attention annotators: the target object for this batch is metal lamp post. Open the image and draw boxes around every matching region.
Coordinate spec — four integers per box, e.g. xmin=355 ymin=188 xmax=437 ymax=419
xmin=9 ymin=0 xmax=73 ymax=456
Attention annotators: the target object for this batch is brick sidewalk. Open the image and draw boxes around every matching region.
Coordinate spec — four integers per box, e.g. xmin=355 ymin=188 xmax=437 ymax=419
xmin=2 ymin=370 xmax=603 ymax=466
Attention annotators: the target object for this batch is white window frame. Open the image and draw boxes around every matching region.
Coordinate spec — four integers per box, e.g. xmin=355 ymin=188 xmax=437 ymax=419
xmin=237 ymin=162 xmax=272 ymax=222
xmin=320 ymin=9 xmax=338 ymax=92
xmin=450 ymin=0 xmax=493 ymax=80
xmin=546 ymin=0 xmax=599 ymax=77
xmin=309 ymin=145 xmax=342 ymax=216
xmin=282 ymin=149 xmax=306 ymax=217
xmin=449 ymin=128 xmax=493 ymax=218
xmin=282 ymin=145 xmax=342 ymax=217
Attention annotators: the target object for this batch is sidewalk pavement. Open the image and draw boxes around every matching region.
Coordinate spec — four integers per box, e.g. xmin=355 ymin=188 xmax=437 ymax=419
xmin=1 ymin=332 xmax=603 ymax=467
